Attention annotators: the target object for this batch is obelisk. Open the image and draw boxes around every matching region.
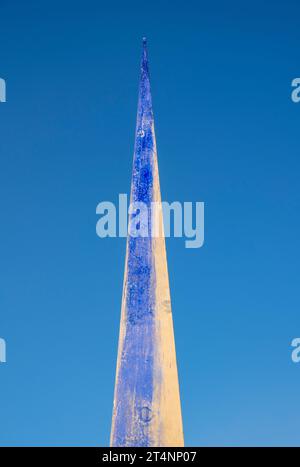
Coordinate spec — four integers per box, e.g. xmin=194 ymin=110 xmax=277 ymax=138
xmin=110 ymin=38 xmax=184 ymax=447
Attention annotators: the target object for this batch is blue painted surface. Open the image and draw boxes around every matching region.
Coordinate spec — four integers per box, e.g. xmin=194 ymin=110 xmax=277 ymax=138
xmin=111 ymin=39 xmax=157 ymax=447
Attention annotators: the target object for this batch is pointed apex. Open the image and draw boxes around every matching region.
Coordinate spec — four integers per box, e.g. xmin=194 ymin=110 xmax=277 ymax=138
xmin=142 ymin=37 xmax=148 ymax=63
xmin=140 ymin=36 xmax=149 ymax=78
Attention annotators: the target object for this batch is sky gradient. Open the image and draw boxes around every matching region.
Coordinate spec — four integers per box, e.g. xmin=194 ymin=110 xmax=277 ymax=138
xmin=0 ymin=0 xmax=300 ymax=446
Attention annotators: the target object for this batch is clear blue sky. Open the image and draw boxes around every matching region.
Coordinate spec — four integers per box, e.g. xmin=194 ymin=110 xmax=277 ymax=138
xmin=0 ymin=0 xmax=300 ymax=447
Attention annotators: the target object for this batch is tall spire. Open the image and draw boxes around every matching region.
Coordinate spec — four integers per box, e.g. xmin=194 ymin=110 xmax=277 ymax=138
xmin=110 ymin=39 xmax=184 ymax=447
